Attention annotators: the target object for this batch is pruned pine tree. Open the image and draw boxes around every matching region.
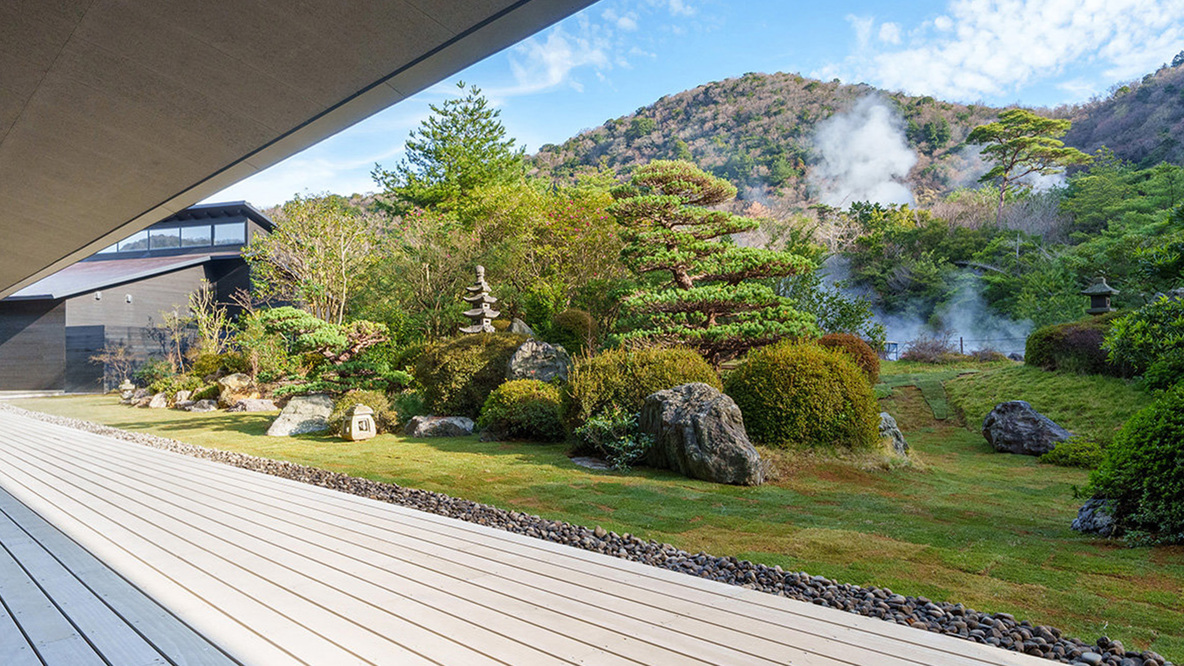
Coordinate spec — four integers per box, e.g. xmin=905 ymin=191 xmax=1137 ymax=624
xmin=610 ymin=160 xmax=818 ymax=365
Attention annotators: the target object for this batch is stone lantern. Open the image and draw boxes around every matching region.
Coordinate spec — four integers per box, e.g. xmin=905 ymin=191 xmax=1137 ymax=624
xmin=341 ymin=404 xmax=377 ymax=441
xmin=460 ymin=265 xmax=500 ymax=334
xmin=1081 ymin=277 xmax=1119 ymax=316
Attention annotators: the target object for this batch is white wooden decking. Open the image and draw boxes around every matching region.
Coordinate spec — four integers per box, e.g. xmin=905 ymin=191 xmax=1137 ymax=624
xmin=0 ymin=409 xmax=1050 ymax=665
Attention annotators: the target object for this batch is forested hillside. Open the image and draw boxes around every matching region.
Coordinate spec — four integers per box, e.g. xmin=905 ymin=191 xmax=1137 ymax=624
xmin=530 ymin=58 xmax=1184 ymax=210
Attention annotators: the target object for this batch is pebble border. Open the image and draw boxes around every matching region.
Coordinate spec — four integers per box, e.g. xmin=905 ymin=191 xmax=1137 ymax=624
xmin=0 ymin=402 xmax=1170 ymax=666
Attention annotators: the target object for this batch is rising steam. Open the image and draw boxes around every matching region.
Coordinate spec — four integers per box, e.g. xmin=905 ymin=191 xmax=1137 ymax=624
xmin=809 ymin=96 xmax=917 ymax=207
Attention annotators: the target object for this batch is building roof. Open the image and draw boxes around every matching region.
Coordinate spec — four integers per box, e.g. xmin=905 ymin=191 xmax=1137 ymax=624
xmin=5 ymin=254 xmax=239 ymax=302
xmin=0 ymin=0 xmax=596 ymax=300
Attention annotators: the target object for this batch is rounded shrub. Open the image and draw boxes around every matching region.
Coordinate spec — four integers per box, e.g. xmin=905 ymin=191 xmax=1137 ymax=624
xmin=817 ymin=333 xmax=880 ymax=383
xmin=413 ymin=333 xmax=528 ymax=419
xmin=132 ymin=359 xmax=173 ymax=388
xmin=550 ymin=308 xmax=596 ymax=354
xmin=564 ymin=347 xmax=720 ymax=428
xmin=329 ymin=390 xmax=395 ymax=434
xmin=1039 ymin=436 xmax=1104 ymax=469
xmin=148 ymin=374 xmax=204 ymax=399
xmin=188 ymin=352 xmax=248 ymax=380
xmin=1088 ymin=384 xmax=1184 ymax=544
xmin=724 ymin=341 xmax=879 ymax=449
xmin=478 ymin=380 xmax=565 ymax=442
xmin=1025 ymin=313 xmax=1126 ymax=376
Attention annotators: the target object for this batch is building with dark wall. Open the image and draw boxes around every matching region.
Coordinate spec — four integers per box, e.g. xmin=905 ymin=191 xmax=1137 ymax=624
xmin=0 ymin=202 xmax=272 ymax=393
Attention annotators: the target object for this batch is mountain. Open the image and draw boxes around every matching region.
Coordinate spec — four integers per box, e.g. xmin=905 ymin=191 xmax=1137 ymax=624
xmin=529 ymin=63 xmax=1184 ymax=211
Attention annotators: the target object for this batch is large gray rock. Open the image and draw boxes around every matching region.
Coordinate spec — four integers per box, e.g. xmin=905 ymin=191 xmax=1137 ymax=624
xmin=227 ymin=398 xmax=278 ymax=412
xmin=1072 ymin=498 xmax=1117 ymax=538
xmin=404 ymin=415 xmax=475 ymax=438
xmin=509 ymin=318 xmax=535 ymax=336
xmin=217 ymin=372 xmax=257 ymax=407
xmin=506 ymin=339 xmax=572 ymax=383
xmin=981 ymin=401 xmax=1072 ymax=455
xmin=174 ymin=389 xmax=192 ymax=404
xmin=266 ymin=394 xmax=333 ymax=436
xmin=187 ymin=399 xmax=218 ymax=413
xmin=146 ymin=393 xmax=168 ymax=409
xmin=640 ymin=382 xmax=764 ymax=486
xmin=879 ymin=412 xmax=909 ymax=455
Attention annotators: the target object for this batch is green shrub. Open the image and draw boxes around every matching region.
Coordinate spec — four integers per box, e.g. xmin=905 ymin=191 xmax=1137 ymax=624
xmin=1026 ymin=312 xmax=1127 ymax=376
xmin=391 ymin=390 xmax=427 ymax=424
xmin=1088 ymin=384 xmax=1184 ymax=544
xmin=192 ymin=384 xmax=220 ymax=401
xmin=477 ymin=380 xmax=565 ymax=442
xmin=550 ymin=308 xmax=596 ymax=355
xmin=1040 ymin=436 xmax=1104 ymax=469
xmin=1143 ymin=347 xmax=1184 ymax=391
xmin=725 ymin=341 xmax=879 ymax=449
xmin=1105 ymin=296 xmax=1184 ymax=381
xmin=148 ymin=374 xmax=204 ymax=398
xmin=188 ymin=351 xmax=248 ymax=379
xmin=572 ymin=405 xmax=654 ymax=470
xmin=817 ymin=332 xmax=880 ymax=383
xmin=564 ymin=347 xmax=721 ymax=428
xmin=133 ymin=359 xmax=173 ymax=388
xmin=413 ymin=333 xmax=529 ymax=419
xmin=328 ymin=390 xmax=395 ymax=434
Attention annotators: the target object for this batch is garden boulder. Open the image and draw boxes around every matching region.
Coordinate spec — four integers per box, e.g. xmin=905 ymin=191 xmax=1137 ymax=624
xmin=639 ymin=382 xmax=764 ymax=486
xmin=187 ymin=399 xmax=218 ymax=413
xmin=227 ymin=398 xmax=278 ymax=412
xmin=506 ymin=339 xmax=571 ymax=383
xmin=1071 ymin=498 xmax=1116 ymax=538
xmin=981 ymin=401 xmax=1071 ymax=455
xmin=404 ymin=415 xmax=474 ymax=438
xmin=266 ymin=394 xmax=333 ymax=436
xmin=217 ymin=373 xmax=258 ymax=407
xmin=147 ymin=393 xmax=168 ymax=409
xmin=509 ymin=318 xmax=535 ymax=336
xmin=879 ymin=412 xmax=909 ymax=455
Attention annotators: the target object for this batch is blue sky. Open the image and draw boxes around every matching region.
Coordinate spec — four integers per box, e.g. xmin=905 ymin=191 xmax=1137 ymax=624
xmin=211 ymin=0 xmax=1184 ymax=207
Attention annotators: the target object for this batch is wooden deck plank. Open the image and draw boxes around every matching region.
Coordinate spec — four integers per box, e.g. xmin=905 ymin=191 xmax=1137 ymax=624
xmin=0 ymin=497 xmax=169 ymax=666
xmin=0 ymin=578 xmax=42 ymax=666
xmin=0 ymin=489 xmax=236 ymax=666
xmin=0 ymin=533 xmax=105 ymax=666
xmin=0 ymin=409 xmax=1050 ymax=666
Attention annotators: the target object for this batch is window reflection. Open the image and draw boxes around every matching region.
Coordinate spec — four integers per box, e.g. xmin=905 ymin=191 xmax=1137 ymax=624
xmin=149 ymin=227 xmax=181 ymax=249
xmin=181 ymin=225 xmax=212 ymax=247
xmin=117 ymin=231 xmax=149 ymax=252
xmin=213 ymin=222 xmax=246 ymax=246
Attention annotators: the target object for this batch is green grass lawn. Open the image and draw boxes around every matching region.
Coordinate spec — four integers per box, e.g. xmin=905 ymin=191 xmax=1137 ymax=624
xmin=12 ymin=369 xmax=1184 ymax=660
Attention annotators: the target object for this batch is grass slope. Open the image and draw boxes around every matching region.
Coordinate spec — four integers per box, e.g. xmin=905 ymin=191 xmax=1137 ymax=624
xmin=13 ymin=378 xmax=1183 ymax=659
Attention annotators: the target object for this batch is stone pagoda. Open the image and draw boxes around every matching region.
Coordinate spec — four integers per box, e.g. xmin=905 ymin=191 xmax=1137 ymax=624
xmin=460 ymin=265 xmax=500 ymax=334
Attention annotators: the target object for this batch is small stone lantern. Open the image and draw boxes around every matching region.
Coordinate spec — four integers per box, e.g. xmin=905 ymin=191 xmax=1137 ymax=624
xmin=341 ymin=404 xmax=377 ymax=441
xmin=1081 ymin=277 xmax=1119 ymax=316
xmin=460 ymin=265 xmax=500 ymax=334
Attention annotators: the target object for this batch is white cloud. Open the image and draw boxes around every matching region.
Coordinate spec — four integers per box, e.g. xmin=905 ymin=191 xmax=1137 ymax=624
xmin=665 ymin=0 xmax=696 ymax=17
xmin=601 ymin=8 xmax=639 ymax=31
xmin=824 ymin=0 xmax=1184 ymax=102
xmin=495 ymin=23 xmax=611 ymax=97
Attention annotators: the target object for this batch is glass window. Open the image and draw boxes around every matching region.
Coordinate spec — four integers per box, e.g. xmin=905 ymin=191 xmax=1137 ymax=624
xmin=181 ymin=225 xmax=212 ymax=247
xmin=117 ymin=230 xmax=149 ymax=252
xmin=213 ymin=222 xmax=246 ymax=246
xmin=96 ymin=243 xmax=117 ymax=254
xmin=148 ymin=227 xmax=181 ymax=250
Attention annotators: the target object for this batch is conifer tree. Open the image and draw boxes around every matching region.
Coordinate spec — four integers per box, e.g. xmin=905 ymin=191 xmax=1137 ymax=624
xmin=610 ymin=160 xmax=818 ymax=364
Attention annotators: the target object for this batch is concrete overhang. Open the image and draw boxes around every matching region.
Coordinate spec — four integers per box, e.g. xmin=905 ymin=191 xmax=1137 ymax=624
xmin=0 ymin=0 xmax=597 ymax=298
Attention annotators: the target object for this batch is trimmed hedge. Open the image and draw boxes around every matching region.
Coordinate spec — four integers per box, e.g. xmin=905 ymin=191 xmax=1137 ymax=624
xmin=478 ymin=379 xmax=565 ymax=442
xmin=329 ymin=390 xmax=395 ymax=434
xmin=550 ymin=308 xmax=595 ymax=355
xmin=413 ymin=333 xmax=528 ymax=419
xmin=1088 ymin=384 xmax=1184 ymax=544
xmin=725 ymin=341 xmax=879 ymax=449
xmin=1039 ymin=436 xmax=1104 ymax=469
xmin=817 ymin=332 xmax=880 ymax=383
xmin=1025 ymin=312 xmax=1127 ymax=376
xmin=564 ymin=347 xmax=720 ymax=428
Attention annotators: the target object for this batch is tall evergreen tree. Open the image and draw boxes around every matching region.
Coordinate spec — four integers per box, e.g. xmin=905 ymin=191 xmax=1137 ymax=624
xmin=610 ymin=160 xmax=818 ymax=364
xmin=372 ymin=82 xmax=524 ymax=212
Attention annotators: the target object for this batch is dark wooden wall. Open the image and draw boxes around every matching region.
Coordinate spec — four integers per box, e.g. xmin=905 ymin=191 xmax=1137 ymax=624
xmin=65 ymin=325 xmax=105 ymax=393
xmin=0 ymin=300 xmax=65 ymax=391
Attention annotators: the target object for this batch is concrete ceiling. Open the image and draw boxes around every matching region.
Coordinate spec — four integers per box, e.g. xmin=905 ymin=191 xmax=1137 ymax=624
xmin=0 ymin=0 xmax=597 ymax=299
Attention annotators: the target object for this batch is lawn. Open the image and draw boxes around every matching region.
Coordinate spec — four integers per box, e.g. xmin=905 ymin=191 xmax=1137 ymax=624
xmin=13 ymin=364 xmax=1184 ymax=660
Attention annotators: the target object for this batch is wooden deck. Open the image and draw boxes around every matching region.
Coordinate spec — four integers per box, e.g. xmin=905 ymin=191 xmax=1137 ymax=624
xmin=0 ymin=409 xmax=1050 ymax=665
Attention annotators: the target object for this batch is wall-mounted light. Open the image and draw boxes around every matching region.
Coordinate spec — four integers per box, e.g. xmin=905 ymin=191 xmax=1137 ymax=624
xmin=94 ymin=291 xmax=102 ymax=301
xmin=125 ymin=294 xmax=133 ymax=303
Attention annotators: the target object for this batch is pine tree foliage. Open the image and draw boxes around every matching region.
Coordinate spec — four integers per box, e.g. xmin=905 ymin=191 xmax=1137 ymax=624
xmin=610 ymin=160 xmax=817 ymax=364
xmin=372 ymin=82 xmax=524 ymax=212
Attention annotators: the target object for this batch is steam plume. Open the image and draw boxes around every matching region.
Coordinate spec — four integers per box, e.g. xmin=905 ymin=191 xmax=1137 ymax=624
xmin=810 ymin=96 xmax=917 ymax=207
